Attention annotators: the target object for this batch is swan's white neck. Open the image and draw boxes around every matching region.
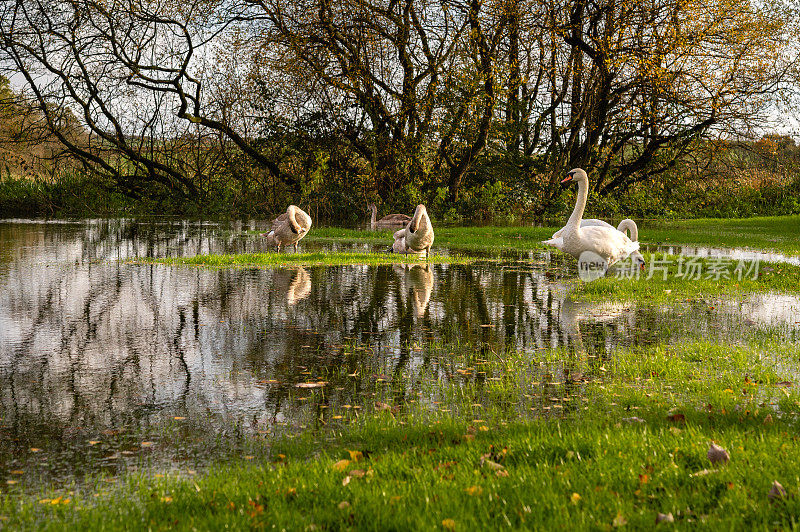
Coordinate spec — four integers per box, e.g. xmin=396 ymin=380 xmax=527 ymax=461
xmin=409 ymin=205 xmax=426 ymax=233
xmin=565 ymin=173 xmax=588 ymax=232
xmin=617 ymin=219 xmax=638 ymax=241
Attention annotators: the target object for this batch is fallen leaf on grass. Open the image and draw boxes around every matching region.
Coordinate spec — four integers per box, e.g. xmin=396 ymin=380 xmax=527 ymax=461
xmin=338 ymin=501 xmax=350 ymax=509
xmin=349 ymin=469 xmax=365 ymax=478
xmin=442 ymin=518 xmax=456 ymax=530
xmin=768 ymin=480 xmax=787 ymax=501
xmin=495 ymin=470 xmax=509 ymax=478
xmin=481 ymin=459 xmax=505 ymax=471
xmin=348 ymin=450 xmax=363 ymax=462
xmin=465 ymin=485 xmax=483 ymax=496
xmin=667 ymin=413 xmax=685 ymax=423
xmin=707 ymin=443 xmax=730 ymax=465
xmin=655 ymin=512 xmax=674 ymax=524
xmin=342 ymin=476 xmax=351 ymax=486
xmin=763 ymin=414 xmax=774 ymax=425
xmin=333 ymin=459 xmax=351 ymax=472
xmin=570 ymin=492 xmax=581 ymax=504
xmin=612 ymin=512 xmax=627 ymax=527
xmin=690 ymin=468 xmax=717 ymax=477
xmin=621 ymin=417 xmax=645 ymax=424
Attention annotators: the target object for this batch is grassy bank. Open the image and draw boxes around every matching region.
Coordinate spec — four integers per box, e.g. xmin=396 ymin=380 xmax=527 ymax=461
xmin=137 ymin=251 xmax=474 ymax=268
xmin=3 ymin=338 xmax=800 ymax=530
xmin=304 ymin=215 xmax=800 ymax=256
xmin=574 ymin=256 xmax=800 ymax=301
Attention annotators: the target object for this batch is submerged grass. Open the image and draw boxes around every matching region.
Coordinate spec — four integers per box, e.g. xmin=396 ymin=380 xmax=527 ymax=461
xmin=4 ymin=338 xmax=800 ymax=530
xmin=137 ymin=251 xmax=475 ymax=268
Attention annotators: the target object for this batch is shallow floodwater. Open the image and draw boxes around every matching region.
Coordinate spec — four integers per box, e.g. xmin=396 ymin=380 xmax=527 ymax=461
xmin=1 ymin=219 xmax=798 ymax=488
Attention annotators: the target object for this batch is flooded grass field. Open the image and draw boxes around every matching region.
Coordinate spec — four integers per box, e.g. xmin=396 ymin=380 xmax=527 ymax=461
xmin=1 ymin=218 xmax=799 ymax=529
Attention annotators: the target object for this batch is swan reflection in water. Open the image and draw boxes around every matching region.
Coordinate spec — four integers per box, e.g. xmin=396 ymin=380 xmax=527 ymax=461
xmin=274 ymin=267 xmax=312 ymax=305
xmin=393 ymin=263 xmax=433 ymax=318
xmin=557 ymin=290 xmax=635 ymax=356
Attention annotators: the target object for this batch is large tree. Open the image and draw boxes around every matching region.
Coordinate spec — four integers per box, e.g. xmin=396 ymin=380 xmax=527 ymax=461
xmin=1 ymin=0 xmax=797 ymax=211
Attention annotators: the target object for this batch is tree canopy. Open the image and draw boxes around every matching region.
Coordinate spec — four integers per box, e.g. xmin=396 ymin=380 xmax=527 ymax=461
xmin=1 ymin=0 xmax=798 ymax=216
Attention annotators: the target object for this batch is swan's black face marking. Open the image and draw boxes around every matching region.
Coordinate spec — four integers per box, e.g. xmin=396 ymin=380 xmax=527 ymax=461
xmin=561 ymin=171 xmax=575 ymax=185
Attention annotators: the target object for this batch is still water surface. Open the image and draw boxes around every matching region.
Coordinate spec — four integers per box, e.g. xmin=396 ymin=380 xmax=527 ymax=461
xmin=1 ymin=219 xmax=798 ymax=487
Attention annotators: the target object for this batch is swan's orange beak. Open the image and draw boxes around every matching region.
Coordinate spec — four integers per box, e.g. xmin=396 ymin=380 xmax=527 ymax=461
xmin=560 ymin=175 xmax=573 ymax=184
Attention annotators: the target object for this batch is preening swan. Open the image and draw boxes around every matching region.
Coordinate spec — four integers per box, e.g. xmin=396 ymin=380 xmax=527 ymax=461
xmin=543 ymin=168 xmax=639 ymax=268
xmin=391 ymin=204 xmax=434 ymax=259
xmin=368 ymin=203 xmax=412 ymax=229
xmin=262 ymin=205 xmax=312 ymax=252
xmin=550 ymin=218 xmax=645 ymax=269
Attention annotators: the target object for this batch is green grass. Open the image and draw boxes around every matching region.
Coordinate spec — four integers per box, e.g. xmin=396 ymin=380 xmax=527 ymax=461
xmin=4 ymin=338 xmax=800 ymax=530
xmin=136 ymin=251 xmax=475 ymax=268
xmin=645 ymin=215 xmax=800 ymax=256
xmin=573 ymin=253 xmax=800 ymax=301
xmin=303 ymin=215 xmax=800 ymax=256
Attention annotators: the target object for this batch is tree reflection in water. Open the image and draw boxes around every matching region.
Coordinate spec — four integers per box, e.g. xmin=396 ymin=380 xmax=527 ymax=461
xmin=1 ymin=220 xmax=796 ymax=485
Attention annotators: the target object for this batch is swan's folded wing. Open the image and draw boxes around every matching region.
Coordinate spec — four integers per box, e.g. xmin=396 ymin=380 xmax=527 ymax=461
xmin=580 ymin=226 xmax=639 ymax=263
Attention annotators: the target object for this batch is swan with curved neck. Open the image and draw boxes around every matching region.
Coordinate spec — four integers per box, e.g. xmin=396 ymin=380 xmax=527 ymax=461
xmin=543 ymin=168 xmax=639 ymax=268
xmin=262 ymin=205 xmax=312 ymax=252
xmin=391 ymin=204 xmax=434 ymax=259
xmin=368 ymin=203 xmax=412 ymax=228
xmin=551 ymin=217 xmax=645 ymax=269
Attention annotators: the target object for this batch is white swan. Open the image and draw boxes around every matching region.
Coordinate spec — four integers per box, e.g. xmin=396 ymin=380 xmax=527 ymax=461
xmin=391 ymin=204 xmax=434 ymax=259
xmin=262 ymin=205 xmax=312 ymax=252
xmin=543 ymin=168 xmax=639 ymax=268
xmin=550 ymin=218 xmax=645 ymax=269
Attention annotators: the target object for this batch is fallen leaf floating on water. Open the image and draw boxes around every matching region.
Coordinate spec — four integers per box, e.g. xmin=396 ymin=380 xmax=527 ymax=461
xmin=768 ymin=480 xmax=787 ymax=501
xmin=707 ymin=443 xmax=730 ymax=465
xmin=655 ymin=512 xmax=675 ymax=524
xmin=295 ymin=381 xmax=327 ymax=389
